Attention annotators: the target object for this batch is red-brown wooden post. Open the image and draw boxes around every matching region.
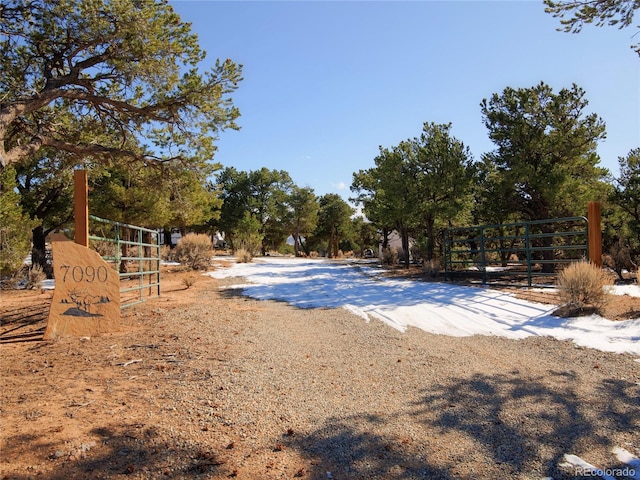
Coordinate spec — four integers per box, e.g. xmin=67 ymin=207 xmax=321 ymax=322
xmin=74 ymin=169 xmax=89 ymax=247
xmin=587 ymin=201 xmax=602 ymax=267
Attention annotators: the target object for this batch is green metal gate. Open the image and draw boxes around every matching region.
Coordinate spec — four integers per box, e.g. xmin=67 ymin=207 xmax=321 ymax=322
xmin=88 ymin=215 xmax=160 ymax=308
xmin=443 ymin=217 xmax=589 ymax=286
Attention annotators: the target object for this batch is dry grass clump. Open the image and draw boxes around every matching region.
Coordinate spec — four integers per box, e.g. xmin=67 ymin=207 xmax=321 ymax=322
xmin=3 ymin=264 xmax=48 ymax=290
xmin=182 ymin=273 xmax=198 ymax=289
xmin=424 ymin=258 xmax=440 ymax=278
xmin=602 ymin=240 xmax=637 ymax=281
xmin=159 ymin=245 xmax=175 ymax=262
xmin=25 ymin=264 xmax=46 ymax=290
xmin=0 ymin=273 xmax=20 ymax=289
xmin=556 ymin=261 xmax=612 ymax=311
xmin=235 ymin=248 xmax=252 ymax=263
xmin=381 ymin=247 xmax=399 ymax=266
xmin=174 ymin=234 xmax=213 ymax=271
xmin=90 ymin=240 xmax=115 ymax=258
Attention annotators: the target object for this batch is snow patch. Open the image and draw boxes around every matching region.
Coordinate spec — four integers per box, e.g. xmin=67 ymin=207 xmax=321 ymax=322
xmin=208 ymin=257 xmax=640 ymax=356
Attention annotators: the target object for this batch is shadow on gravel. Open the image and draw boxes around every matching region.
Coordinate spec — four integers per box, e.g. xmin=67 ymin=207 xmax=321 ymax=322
xmin=1 ymin=425 xmax=230 ymax=480
xmin=0 ymin=300 xmax=49 ymax=343
xmin=284 ymin=373 xmax=639 ymax=479
xmin=413 ymin=371 xmax=640 ymax=479
xmin=284 ymin=413 xmax=455 ymax=480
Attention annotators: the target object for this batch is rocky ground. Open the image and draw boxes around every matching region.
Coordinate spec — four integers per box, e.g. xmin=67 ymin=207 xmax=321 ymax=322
xmin=1 ymin=264 xmax=639 ymax=480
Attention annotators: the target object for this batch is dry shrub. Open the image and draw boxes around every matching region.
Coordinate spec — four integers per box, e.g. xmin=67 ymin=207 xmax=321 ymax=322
xmin=182 ymin=273 xmax=198 ymax=288
xmin=175 ymin=234 xmax=213 ymax=271
xmin=159 ymin=245 xmax=175 ymax=262
xmin=381 ymin=247 xmax=399 ymax=266
xmin=1 ymin=271 xmax=22 ymax=290
xmin=140 ymin=260 xmax=157 ymax=274
xmin=309 ymin=251 xmax=318 ymax=258
xmin=278 ymin=244 xmax=295 ymax=256
xmin=424 ymin=258 xmax=440 ymax=278
xmin=25 ymin=264 xmax=46 ymax=290
xmin=603 ymin=240 xmax=635 ymax=280
xmin=557 ymin=261 xmax=612 ymax=310
xmin=90 ymin=240 xmax=115 ymax=258
xmin=235 ymin=248 xmax=252 ymax=263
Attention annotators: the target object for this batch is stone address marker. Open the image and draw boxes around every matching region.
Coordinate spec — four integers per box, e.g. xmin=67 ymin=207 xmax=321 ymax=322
xmin=44 ymin=233 xmax=120 ymax=339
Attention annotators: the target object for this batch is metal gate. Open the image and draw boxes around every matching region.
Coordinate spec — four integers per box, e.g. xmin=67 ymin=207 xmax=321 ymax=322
xmin=443 ymin=217 xmax=589 ymax=286
xmin=88 ymin=215 xmax=160 ymax=308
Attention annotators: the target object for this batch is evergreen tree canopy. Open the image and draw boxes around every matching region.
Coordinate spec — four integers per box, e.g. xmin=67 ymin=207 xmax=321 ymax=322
xmin=481 ymin=82 xmax=608 ymax=221
xmin=611 ymin=148 xmax=640 ymax=247
xmin=0 ymin=0 xmax=242 ymax=170
xmin=216 ymin=167 xmax=294 ymax=253
xmin=544 ymin=0 xmax=640 ymax=56
xmin=352 ymin=122 xmax=475 ymax=264
xmin=316 ymin=193 xmax=354 ymax=258
xmin=287 ymin=186 xmax=319 ymax=257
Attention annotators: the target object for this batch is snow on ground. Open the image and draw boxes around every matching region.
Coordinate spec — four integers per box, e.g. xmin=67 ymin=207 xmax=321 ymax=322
xmin=208 ymin=257 xmax=640 ymax=356
xmin=560 ymin=449 xmax=640 ymax=480
xmin=611 ymin=283 xmax=640 ymax=298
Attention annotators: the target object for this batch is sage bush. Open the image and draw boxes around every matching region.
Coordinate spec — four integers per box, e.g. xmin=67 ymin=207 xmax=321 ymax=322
xmin=175 ymin=234 xmax=213 ymax=270
xmin=557 ymin=261 xmax=611 ymax=310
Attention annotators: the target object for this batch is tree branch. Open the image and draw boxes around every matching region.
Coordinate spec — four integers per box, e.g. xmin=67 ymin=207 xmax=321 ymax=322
xmin=39 ymin=135 xmax=185 ymax=165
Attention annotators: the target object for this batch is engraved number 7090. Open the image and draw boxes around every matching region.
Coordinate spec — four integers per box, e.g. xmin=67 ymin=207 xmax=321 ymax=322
xmin=59 ymin=265 xmax=108 ymax=283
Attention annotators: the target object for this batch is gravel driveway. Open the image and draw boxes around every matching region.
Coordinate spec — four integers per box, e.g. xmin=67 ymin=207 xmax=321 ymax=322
xmin=1 ymin=271 xmax=639 ymax=480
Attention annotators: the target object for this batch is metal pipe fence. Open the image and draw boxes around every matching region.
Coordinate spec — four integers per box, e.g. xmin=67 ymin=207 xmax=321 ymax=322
xmin=443 ymin=217 xmax=589 ymax=287
xmin=88 ymin=215 xmax=160 ymax=308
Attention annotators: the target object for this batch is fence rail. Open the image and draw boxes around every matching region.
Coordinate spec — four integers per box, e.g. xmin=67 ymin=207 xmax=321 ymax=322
xmin=88 ymin=215 xmax=160 ymax=308
xmin=443 ymin=217 xmax=589 ymax=287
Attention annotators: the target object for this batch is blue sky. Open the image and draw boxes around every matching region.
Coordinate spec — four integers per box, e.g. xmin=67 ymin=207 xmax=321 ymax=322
xmin=171 ymin=0 xmax=639 ymax=201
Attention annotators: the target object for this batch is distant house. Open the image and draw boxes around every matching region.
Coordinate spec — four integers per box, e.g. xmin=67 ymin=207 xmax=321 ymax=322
xmin=378 ymin=230 xmax=415 ymax=259
xmin=158 ymin=227 xmax=183 ymax=247
xmin=158 ymin=229 xmax=226 ymax=249
xmin=212 ymin=232 xmax=227 ymax=249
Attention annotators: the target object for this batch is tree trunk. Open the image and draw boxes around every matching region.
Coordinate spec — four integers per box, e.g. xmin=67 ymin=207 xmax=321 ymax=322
xmin=400 ymin=227 xmax=411 ymax=268
xmin=163 ymin=227 xmax=173 ymax=248
xmin=381 ymin=228 xmax=390 ymax=256
xmin=120 ymin=228 xmax=130 ymax=274
xmin=294 ymin=226 xmax=303 ymax=256
xmin=541 ymin=225 xmax=555 ymax=273
xmin=425 ymin=216 xmax=436 ymax=261
xmin=329 ymin=227 xmax=338 ymax=258
xmin=329 ymin=226 xmax=339 ymax=258
xmin=31 ymin=225 xmax=52 ymax=278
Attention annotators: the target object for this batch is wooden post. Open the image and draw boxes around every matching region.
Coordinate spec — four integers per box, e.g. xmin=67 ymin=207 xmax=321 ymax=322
xmin=74 ymin=169 xmax=89 ymax=247
xmin=587 ymin=201 xmax=602 ymax=267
